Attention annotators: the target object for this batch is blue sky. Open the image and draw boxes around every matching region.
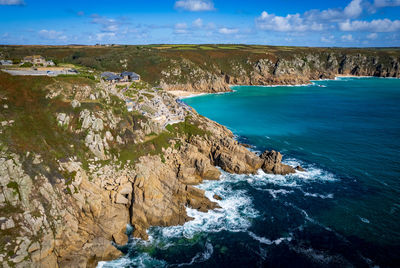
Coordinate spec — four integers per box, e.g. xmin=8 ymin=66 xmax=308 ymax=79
xmin=1 ymin=0 xmax=400 ymax=46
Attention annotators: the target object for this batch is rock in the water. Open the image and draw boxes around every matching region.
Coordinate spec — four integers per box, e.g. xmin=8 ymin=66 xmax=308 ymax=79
xmin=213 ymin=194 xmax=223 ymax=200
xmin=260 ymin=150 xmax=295 ymax=175
xmin=296 ymin=165 xmax=305 ymax=172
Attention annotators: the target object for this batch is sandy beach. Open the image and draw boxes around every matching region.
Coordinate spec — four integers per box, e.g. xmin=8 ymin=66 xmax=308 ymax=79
xmin=168 ymin=90 xmax=204 ymax=98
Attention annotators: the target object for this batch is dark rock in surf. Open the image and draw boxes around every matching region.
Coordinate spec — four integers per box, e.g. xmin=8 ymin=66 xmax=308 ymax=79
xmin=260 ymin=150 xmax=296 ymax=175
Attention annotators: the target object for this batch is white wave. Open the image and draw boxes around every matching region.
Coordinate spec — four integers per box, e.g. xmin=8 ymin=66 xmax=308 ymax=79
xmin=248 ymin=231 xmax=293 ymax=245
xmin=266 ymin=189 xmax=294 ymax=199
xmin=245 ymin=162 xmax=336 ymax=191
xmin=358 ymin=216 xmax=370 ymax=224
xmin=177 ymin=242 xmax=213 ymax=267
xmin=257 ymin=83 xmax=315 ymax=88
xmin=291 ymin=246 xmax=335 ymax=264
xmin=302 ymin=191 xmax=334 ymax=199
xmin=97 ymin=253 xmax=166 ymax=268
xmin=160 ymin=171 xmax=260 ymax=238
xmin=99 ymin=157 xmax=337 ymax=267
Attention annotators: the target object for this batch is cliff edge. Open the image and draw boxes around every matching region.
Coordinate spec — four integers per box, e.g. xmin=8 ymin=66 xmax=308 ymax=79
xmin=0 ymin=72 xmax=297 ymax=267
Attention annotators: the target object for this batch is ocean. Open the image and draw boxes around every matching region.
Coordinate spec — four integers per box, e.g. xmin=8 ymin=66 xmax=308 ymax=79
xmin=99 ymin=77 xmax=400 ymax=267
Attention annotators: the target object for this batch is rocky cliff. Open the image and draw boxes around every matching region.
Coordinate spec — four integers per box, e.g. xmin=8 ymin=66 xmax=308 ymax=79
xmin=0 ymin=72 xmax=297 ymax=267
xmin=1 ymin=45 xmax=399 ymax=93
xmin=159 ymin=51 xmax=400 ymax=92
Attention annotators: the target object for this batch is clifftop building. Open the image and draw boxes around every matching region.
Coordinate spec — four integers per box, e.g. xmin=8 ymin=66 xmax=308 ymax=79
xmin=22 ymin=55 xmax=55 ymax=66
xmin=101 ymin=71 xmax=141 ymax=83
xmin=23 ymin=55 xmax=46 ymax=65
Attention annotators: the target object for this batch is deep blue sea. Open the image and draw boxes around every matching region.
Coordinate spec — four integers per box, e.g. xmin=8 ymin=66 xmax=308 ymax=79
xmin=100 ymin=77 xmax=400 ymax=267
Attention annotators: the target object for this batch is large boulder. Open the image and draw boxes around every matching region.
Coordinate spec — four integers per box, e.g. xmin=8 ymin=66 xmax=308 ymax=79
xmin=260 ymin=150 xmax=296 ymax=175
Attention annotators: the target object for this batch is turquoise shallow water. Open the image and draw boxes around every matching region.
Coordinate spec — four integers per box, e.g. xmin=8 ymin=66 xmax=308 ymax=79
xmin=101 ymin=77 xmax=400 ymax=267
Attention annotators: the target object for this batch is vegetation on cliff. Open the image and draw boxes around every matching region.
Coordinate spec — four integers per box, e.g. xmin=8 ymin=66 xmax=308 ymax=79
xmin=1 ymin=45 xmax=399 ymax=92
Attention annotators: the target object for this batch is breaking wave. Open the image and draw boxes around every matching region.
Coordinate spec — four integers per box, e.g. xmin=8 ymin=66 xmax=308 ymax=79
xmin=98 ymin=158 xmax=339 ymax=267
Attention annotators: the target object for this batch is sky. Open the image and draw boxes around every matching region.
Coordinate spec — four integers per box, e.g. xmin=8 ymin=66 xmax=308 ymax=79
xmin=0 ymin=0 xmax=400 ymax=47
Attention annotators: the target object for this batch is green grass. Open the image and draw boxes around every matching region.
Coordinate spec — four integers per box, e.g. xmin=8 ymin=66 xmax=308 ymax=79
xmin=6 ymin=181 xmax=21 ymax=200
xmin=0 ymin=72 xmax=95 ymax=183
xmin=117 ymin=116 xmax=209 ymax=164
xmin=1 ymin=44 xmax=399 ymax=88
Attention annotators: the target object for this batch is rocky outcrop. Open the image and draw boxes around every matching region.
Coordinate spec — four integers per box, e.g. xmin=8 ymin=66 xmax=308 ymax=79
xmin=0 ymin=70 xmax=299 ymax=267
xmin=160 ymin=51 xmax=400 ymax=93
xmin=260 ymin=150 xmax=297 ymax=175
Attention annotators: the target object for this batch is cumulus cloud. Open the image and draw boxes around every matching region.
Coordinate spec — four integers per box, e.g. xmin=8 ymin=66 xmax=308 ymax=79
xmin=218 ymin=27 xmax=239 ymax=34
xmin=344 ymin=0 xmax=363 ymax=17
xmin=256 ymin=11 xmax=324 ymax=32
xmin=374 ymin=0 xmax=400 ymax=7
xmin=174 ymin=0 xmax=215 ymax=11
xmin=339 ymin=18 xmax=400 ymax=32
xmin=367 ymin=32 xmax=378 ymax=39
xmin=0 ymin=0 xmax=24 ymax=5
xmin=341 ymin=34 xmax=353 ymax=41
xmin=256 ymin=0 xmax=363 ymax=32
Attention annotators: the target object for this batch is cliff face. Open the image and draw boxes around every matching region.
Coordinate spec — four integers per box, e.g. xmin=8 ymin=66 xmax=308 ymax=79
xmin=159 ymin=52 xmax=400 ymax=92
xmin=0 ymin=72 xmax=295 ymax=267
xmin=1 ymin=45 xmax=399 ymax=93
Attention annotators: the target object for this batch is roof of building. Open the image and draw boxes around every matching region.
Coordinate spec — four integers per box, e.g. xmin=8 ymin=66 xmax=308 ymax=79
xmin=0 ymin=60 xmax=12 ymax=65
xmin=101 ymin=72 xmax=116 ymax=78
xmin=121 ymin=71 xmax=140 ymax=77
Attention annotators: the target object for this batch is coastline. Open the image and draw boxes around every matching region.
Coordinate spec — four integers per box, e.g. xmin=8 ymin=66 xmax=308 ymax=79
xmin=179 ymin=75 xmax=395 ymax=99
xmin=168 ymin=90 xmax=206 ymax=98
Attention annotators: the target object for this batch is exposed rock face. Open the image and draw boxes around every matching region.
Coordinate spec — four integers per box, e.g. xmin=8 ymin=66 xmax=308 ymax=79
xmin=0 ymin=71 xmax=298 ymax=267
xmin=260 ymin=150 xmax=296 ymax=175
xmin=160 ymin=52 xmax=400 ymax=93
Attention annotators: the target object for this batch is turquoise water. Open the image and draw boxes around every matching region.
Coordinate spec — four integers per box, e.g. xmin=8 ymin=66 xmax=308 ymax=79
xmin=101 ymin=78 xmax=400 ymax=267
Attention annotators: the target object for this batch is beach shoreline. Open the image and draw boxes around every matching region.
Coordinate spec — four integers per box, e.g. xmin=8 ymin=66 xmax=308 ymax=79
xmin=168 ymin=90 xmax=206 ymax=98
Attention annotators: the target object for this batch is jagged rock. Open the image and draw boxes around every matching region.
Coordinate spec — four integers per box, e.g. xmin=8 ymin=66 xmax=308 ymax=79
xmin=213 ymin=194 xmax=222 ymax=200
xmin=71 ymin=99 xmax=81 ymax=108
xmin=28 ymin=242 xmax=40 ymax=253
xmin=115 ymin=193 xmax=129 ymax=205
xmin=92 ymin=118 xmax=104 ymax=132
xmin=57 ymin=113 xmax=70 ymax=127
xmin=85 ymin=131 xmax=107 ymax=160
xmin=296 ymin=165 xmax=305 ymax=172
xmin=0 ymin=217 xmax=15 ymax=230
xmin=260 ymin=150 xmax=295 ymax=175
xmin=105 ymin=131 xmax=114 ymax=141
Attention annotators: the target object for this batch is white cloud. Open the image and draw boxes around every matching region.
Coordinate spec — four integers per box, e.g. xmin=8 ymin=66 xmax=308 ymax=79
xmin=0 ymin=0 xmax=24 ymax=5
xmin=218 ymin=27 xmax=239 ymax=34
xmin=96 ymin=32 xmax=116 ymax=41
xmin=174 ymin=0 xmax=215 ymax=11
xmin=341 ymin=34 xmax=353 ymax=41
xmin=367 ymin=32 xmax=378 ymax=39
xmin=374 ymin=0 xmax=400 ymax=7
xmin=256 ymin=11 xmax=323 ymax=32
xmin=256 ymin=0 xmax=364 ymax=32
xmin=38 ymin=30 xmax=67 ymax=40
xmin=321 ymin=35 xmax=335 ymax=42
xmin=339 ymin=18 xmax=400 ymax=32
xmin=344 ymin=0 xmax=363 ymax=18
xmin=193 ymin=18 xmax=203 ymax=28
xmin=174 ymin=23 xmax=189 ymax=34
xmin=91 ymin=15 xmax=122 ymax=33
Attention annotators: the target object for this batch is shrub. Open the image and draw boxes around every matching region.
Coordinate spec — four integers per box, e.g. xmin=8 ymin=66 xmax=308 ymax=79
xmin=20 ymin=62 xmax=33 ymax=67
